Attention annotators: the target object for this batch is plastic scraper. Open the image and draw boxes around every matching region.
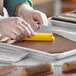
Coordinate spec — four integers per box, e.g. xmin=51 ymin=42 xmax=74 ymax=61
xmin=22 ymin=33 xmax=55 ymax=41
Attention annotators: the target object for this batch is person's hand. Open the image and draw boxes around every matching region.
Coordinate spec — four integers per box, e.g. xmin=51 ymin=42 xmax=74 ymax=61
xmin=18 ymin=4 xmax=48 ymax=30
xmin=0 ymin=17 xmax=35 ymax=41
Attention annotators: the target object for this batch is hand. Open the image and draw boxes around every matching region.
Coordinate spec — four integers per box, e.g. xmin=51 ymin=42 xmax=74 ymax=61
xmin=0 ymin=17 xmax=35 ymax=41
xmin=18 ymin=4 xmax=48 ymax=30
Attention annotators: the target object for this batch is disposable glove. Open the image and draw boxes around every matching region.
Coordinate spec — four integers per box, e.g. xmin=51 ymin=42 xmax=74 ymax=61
xmin=18 ymin=4 xmax=48 ymax=30
xmin=0 ymin=17 xmax=35 ymax=41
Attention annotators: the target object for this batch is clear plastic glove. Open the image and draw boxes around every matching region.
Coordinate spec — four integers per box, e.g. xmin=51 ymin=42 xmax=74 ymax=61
xmin=18 ymin=4 xmax=48 ymax=30
xmin=0 ymin=17 xmax=35 ymax=41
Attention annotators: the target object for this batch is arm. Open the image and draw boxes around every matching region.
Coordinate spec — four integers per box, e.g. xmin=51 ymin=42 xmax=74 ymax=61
xmin=4 ymin=0 xmax=33 ymax=16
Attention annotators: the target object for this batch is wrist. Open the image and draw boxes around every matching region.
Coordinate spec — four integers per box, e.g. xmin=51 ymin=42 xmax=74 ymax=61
xmin=14 ymin=3 xmax=24 ymax=16
xmin=14 ymin=3 xmax=33 ymax=17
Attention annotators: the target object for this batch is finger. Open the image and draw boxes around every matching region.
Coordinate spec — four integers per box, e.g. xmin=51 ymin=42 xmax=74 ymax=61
xmin=12 ymin=28 xmax=24 ymax=41
xmin=19 ymin=23 xmax=32 ymax=38
xmin=33 ymin=13 xmax=44 ymax=25
xmin=0 ymin=34 xmax=11 ymax=43
xmin=8 ymin=32 xmax=19 ymax=41
xmin=29 ymin=20 xmax=39 ymax=30
xmin=1 ymin=37 xmax=11 ymax=43
xmin=37 ymin=13 xmax=46 ymax=25
xmin=0 ymin=34 xmax=4 ymax=40
xmin=11 ymin=32 xmax=21 ymax=41
xmin=5 ymin=37 xmax=11 ymax=43
xmin=15 ymin=22 xmax=27 ymax=39
xmin=0 ymin=37 xmax=9 ymax=41
xmin=42 ymin=14 xmax=48 ymax=26
xmin=7 ymin=40 xmax=16 ymax=44
xmin=13 ymin=17 xmax=26 ymax=40
xmin=33 ymin=12 xmax=48 ymax=26
xmin=22 ymin=20 xmax=36 ymax=36
xmin=16 ymin=26 xmax=25 ymax=39
xmin=12 ymin=28 xmax=21 ymax=37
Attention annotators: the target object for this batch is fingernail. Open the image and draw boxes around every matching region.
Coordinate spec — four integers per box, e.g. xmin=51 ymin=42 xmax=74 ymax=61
xmin=27 ymin=34 xmax=31 ymax=38
xmin=32 ymin=32 xmax=36 ymax=36
xmin=27 ymin=36 xmax=30 ymax=38
xmin=31 ymin=29 xmax=36 ymax=36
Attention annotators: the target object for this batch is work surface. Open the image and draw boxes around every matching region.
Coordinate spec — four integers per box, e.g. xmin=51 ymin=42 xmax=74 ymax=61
xmin=0 ymin=34 xmax=76 ymax=76
xmin=14 ymin=34 xmax=76 ymax=53
xmin=8 ymin=34 xmax=76 ymax=76
xmin=13 ymin=34 xmax=76 ymax=76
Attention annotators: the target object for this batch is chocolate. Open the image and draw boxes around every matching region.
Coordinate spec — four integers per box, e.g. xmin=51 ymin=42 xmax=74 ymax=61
xmin=21 ymin=62 xmax=53 ymax=76
xmin=0 ymin=65 xmax=18 ymax=76
xmin=62 ymin=61 xmax=76 ymax=73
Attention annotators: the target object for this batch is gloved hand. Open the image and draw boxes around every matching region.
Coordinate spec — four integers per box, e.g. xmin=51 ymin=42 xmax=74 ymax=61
xmin=0 ymin=17 xmax=35 ymax=41
xmin=18 ymin=4 xmax=48 ymax=30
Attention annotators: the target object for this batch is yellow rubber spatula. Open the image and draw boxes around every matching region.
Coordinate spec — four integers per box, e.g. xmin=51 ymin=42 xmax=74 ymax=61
xmin=22 ymin=33 xmax=55 ymax=41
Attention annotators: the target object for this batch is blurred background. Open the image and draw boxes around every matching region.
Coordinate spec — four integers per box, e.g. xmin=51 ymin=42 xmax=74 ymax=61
xmin=32 ymin=0 xmax=76 ymax=17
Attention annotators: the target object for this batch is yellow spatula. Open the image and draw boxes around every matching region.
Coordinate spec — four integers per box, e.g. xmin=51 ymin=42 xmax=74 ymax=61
xmin=22 ymin=33 xmax=55 ymax=41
